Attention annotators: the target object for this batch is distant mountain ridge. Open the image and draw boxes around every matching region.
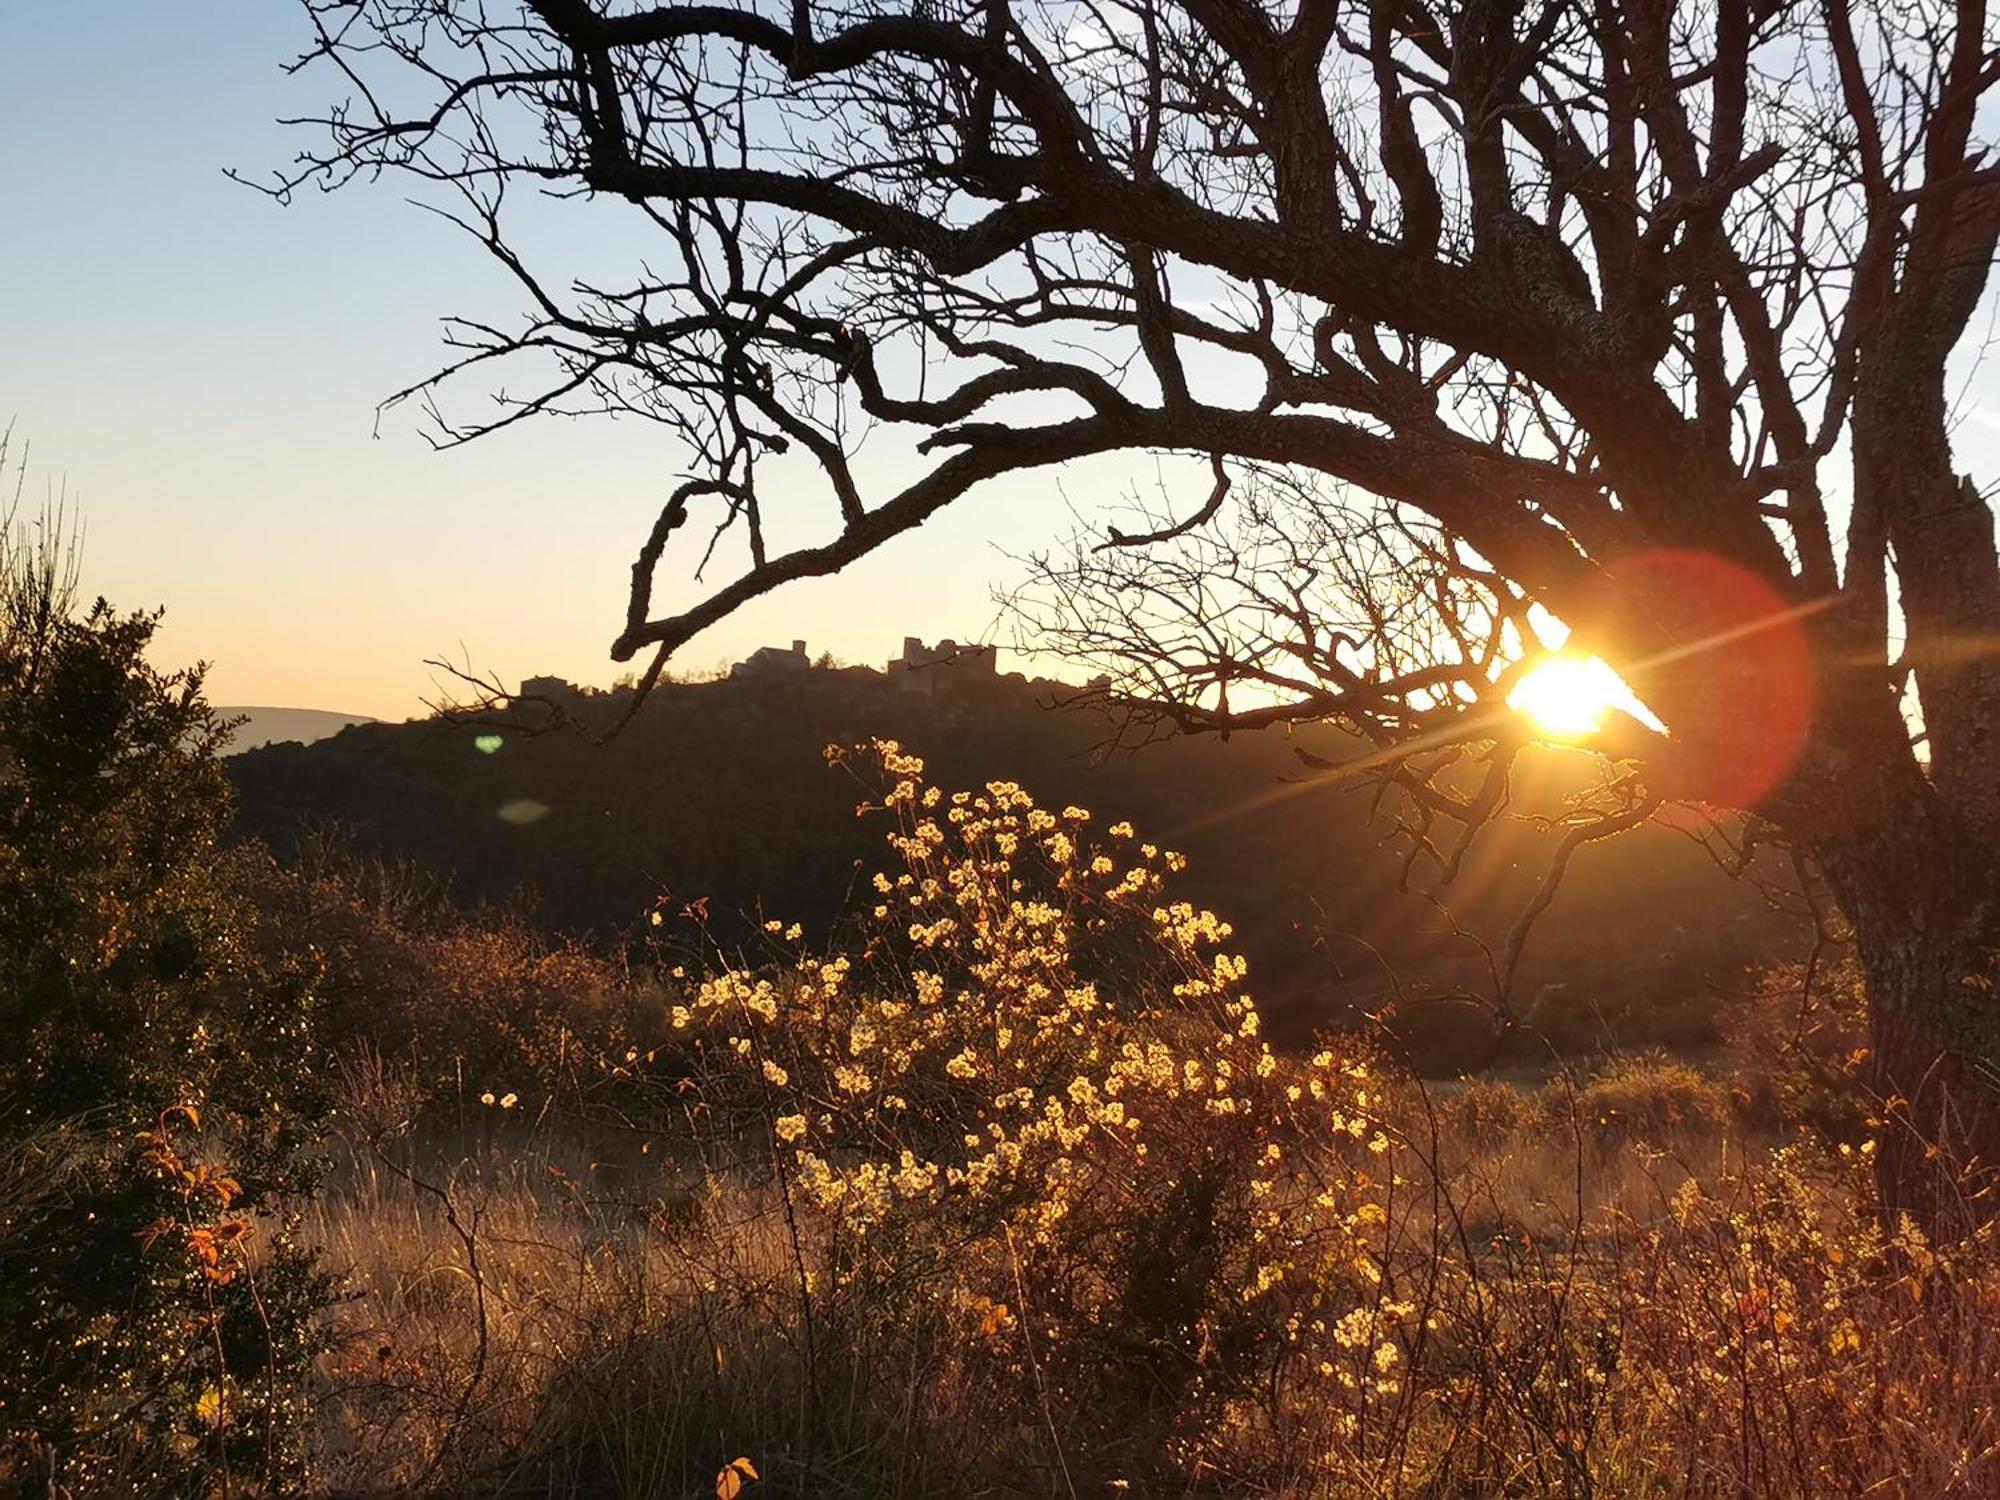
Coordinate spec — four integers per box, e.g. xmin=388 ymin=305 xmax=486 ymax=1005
xmin=216 ymin=707 xmax=378 ymax=756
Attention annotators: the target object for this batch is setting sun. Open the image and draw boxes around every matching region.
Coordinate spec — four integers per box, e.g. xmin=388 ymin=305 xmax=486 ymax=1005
xmin=1506 ymin=652 xmax=1635 ymax=740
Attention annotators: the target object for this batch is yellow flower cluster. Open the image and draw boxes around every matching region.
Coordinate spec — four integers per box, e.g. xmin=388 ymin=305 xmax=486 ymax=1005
xmin=647 ymin=739 xmax=1406 ymax=1457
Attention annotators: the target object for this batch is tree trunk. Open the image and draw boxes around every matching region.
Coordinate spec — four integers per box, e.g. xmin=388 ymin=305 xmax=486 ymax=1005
xmin=1817 ymin=832 xmax=2000 ymax=1237
xmin=1832 ymin=163 xmax=2000 ymax=1236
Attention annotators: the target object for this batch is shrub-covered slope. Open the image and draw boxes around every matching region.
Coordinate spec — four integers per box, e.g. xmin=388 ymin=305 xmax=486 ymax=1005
xmin=228 ymin=668 xmax=1804 ymax=1049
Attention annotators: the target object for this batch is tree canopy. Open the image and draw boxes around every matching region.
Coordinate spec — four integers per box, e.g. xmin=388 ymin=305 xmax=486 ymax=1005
xmin=268 ymin=0 xmax=2000 ymax=1225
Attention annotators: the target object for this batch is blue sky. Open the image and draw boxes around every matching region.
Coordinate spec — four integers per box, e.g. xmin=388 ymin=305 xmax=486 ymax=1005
xmin=5 ymin=5 xmax=1997 ymax=718
xmin=1 ymin=3 xmax=1070 ymax=716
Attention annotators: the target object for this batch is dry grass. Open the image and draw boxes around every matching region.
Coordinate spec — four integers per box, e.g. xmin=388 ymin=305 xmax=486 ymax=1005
xmin=302 ymin=1087 xmax=2000 ymax=1498
xmin=292 ymin=752 xmax=2000 ymax=1497
xmin=305 ymin=1111 xmax=1009 ymax=1498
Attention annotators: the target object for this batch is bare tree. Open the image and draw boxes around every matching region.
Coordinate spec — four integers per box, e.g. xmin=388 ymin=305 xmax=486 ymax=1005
xmin=265 ymin=0 xmax=1999 ymax=1227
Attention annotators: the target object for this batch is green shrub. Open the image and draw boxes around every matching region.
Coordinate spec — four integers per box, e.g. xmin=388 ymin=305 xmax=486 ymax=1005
xmin=0 ymin=497 xmax=332 ymax=1496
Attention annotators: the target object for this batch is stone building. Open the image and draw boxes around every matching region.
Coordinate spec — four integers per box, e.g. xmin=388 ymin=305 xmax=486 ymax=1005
xmin=730 ymin=640 xmax=812 ymax=680
xmin=887 ymin=636 xmax=998 ymax=694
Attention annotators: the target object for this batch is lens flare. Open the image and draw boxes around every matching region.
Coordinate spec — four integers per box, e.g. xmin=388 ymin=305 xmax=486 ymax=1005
xmin=1587 ymin=549 xmax=1816 ymax=808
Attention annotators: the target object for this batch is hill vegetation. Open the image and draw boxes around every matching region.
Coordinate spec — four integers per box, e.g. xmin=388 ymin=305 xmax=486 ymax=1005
xmin=228 ymin=663 xmax=1808 ymax=1061
xmin=271 ymin=743 xmax=1995 ymax=1498
xmin=8 ymin=579 xmax=1995 ymax=1496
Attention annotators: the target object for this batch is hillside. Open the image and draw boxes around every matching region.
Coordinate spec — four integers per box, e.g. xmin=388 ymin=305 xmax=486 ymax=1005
xmin=225 ymin=664 xmax=1810 ymax=1048
xmin=217 ymin=705 xmax=377 ymax=754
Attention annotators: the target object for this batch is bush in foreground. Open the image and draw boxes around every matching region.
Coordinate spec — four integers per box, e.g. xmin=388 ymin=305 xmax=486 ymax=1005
xmin=0 ymin=514 xmax=331 ymax=1496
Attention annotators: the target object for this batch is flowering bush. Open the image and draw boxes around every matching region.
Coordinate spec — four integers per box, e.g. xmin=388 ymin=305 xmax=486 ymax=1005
xmin=625 ymin=740 xmax=1405 ymax=1482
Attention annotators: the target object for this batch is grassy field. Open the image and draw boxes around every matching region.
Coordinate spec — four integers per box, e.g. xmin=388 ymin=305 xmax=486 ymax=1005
xmin=300 ymin=1063 xmax=1998 ymax=1498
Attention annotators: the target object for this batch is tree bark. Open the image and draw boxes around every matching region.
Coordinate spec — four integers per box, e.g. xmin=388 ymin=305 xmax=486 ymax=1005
xmin=1811 ymin=796 xmax=2000 ymax=1236
xmin=1853 ymin=908 xmax=2000 ymax=1238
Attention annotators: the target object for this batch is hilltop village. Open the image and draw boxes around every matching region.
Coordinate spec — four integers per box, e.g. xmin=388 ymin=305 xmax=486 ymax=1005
xmin=519 ymin=636 xmax=1107 ymax=714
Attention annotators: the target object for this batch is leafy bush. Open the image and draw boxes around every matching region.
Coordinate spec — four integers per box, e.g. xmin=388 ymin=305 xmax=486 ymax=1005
xmin=0 ymin=499 xmax=331 ymax=1496
xmin=579 ymin=741 xmax=1399 ymax=1489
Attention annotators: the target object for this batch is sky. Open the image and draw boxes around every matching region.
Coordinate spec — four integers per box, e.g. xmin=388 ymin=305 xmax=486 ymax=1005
xmin=5 ymin=5 xmax=1998 ymax=721
xmin=0 ymin=3 xmax=1089 ymax=719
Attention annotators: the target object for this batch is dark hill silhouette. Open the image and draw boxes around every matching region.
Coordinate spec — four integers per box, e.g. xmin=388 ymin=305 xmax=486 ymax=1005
xmin=225 ymin=666 xmax=1808 ymax=1048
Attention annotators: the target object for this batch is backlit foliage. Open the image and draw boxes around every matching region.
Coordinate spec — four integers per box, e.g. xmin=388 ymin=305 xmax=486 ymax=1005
xmin=0 ymin=522 xmax=331 ymax=1496
xmin=285 ymin=744 xmax=2000 ymax=1496
xmin=629 ymin=740 xmax=1416 ymax=1478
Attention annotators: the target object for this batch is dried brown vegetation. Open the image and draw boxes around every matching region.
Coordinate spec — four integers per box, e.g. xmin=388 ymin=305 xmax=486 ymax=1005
xmin=292 ymin=749 xmax=1998 ymax=1498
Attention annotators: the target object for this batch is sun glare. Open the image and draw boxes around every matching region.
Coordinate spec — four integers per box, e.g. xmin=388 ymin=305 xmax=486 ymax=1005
xmin=1506 ymin=653 xmax=1633 ymax=741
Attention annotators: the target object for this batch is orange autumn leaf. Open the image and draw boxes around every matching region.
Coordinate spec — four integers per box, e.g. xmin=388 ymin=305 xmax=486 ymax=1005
xmin=716 ymin=1456 xmax=760 ymax=1499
